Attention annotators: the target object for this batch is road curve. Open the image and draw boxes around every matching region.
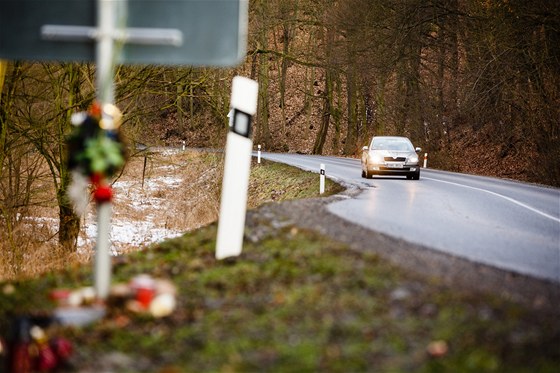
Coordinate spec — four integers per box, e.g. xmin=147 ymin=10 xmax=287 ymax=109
xmin=257 ymin=152 xmax=560 ymax=283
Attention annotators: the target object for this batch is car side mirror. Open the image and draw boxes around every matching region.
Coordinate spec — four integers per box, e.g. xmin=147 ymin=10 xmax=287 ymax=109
xmin=362 ymin=146 xmax=368 ymax=151
xmin=415 ymin=147 xmax=422 ymax=153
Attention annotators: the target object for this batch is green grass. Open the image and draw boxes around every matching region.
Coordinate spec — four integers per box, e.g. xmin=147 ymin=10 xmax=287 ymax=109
xmin=0 ymin=161 xmax=559 ymax=372
xmin=248 ymin=158 xmax=342 ymax=204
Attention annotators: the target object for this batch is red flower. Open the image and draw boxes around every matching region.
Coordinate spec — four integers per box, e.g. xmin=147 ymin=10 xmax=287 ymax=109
xmin=94 ymin=185 xmax=113 ymax=203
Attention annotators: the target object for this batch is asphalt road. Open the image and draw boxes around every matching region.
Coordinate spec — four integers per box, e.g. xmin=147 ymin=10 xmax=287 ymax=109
xmin=258 ymin=152 xmax=560 ymax=284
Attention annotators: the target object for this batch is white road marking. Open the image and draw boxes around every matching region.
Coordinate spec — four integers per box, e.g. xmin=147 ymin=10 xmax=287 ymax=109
xmin=424 ymin=177 xmax=560 ymax=224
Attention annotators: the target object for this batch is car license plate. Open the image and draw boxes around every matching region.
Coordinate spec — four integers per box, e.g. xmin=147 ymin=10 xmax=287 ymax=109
xmin=386 ymin=162 xmax=403 ymax=169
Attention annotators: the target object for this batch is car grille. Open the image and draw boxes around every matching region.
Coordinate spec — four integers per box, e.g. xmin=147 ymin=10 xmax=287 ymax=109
xmin=384 ymin=157 xmax=406 ymax=162
xmin=380 ymin=166 xmax=411 ymax=171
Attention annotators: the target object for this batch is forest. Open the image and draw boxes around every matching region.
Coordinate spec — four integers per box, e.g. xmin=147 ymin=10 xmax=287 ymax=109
xmin=1 ymin=0 xmax=559 ymax=256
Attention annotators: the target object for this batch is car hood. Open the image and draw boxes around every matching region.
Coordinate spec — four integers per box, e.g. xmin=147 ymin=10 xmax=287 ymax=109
xmin=369 ymin=150 xmax=414 ymax=158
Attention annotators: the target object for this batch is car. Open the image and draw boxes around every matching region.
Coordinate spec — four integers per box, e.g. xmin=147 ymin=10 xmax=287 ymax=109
xmin=361 ymin=136 xmax=421 ymax=180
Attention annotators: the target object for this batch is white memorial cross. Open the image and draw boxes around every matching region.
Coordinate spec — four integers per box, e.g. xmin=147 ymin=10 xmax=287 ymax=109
xmin=42 ymin=0 xmax=183 ymax=300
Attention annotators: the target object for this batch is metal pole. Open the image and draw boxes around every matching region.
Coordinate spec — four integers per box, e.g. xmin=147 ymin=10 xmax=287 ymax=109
xmin=97 ymin=0 xmax=116 ymax=111
xmin=94 ymin=0 xmax=117 ymax=300
xmin=95 ymin=201 xmax=112 ymax=298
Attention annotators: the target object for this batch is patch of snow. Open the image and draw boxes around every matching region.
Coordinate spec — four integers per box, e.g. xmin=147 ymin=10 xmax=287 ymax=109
xmin=79 ymin=215 xmax=182 ymax=255
xmin=142 ymin=177 xmax=182 ymax=190
xmin=76 ymin=168 xmax=186 ymax=255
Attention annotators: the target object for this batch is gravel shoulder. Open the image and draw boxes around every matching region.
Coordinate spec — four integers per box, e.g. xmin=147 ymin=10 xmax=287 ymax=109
xmin=246 ymin=185 xmax=560 ymax=315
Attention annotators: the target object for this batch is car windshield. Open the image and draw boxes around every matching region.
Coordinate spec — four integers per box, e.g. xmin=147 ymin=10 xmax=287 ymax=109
xmin=371 ymin=138 xmax=413 ymax=151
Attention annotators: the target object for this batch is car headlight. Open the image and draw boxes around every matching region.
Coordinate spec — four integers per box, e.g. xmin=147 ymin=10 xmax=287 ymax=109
xmin=369 ymin=153 xmax=384 ymax=164
xmin=407 ymin=154 xmax=419 ymax=164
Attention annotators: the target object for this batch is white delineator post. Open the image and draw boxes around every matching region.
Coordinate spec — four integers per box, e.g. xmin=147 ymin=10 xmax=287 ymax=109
xmin=423 ymin=153 xmax=428 ymax=168
xmin=216 ymin=76 xmax=259 ymax=260
xmin=320 ymin=163 xmax=326 ymax=194
xmin=257 ymin=144 xmax=261 ymax=164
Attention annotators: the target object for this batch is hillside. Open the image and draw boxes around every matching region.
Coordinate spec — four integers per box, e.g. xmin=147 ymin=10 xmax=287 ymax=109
xmin=128 ymin=0 xmax=559 ymax=186
xmin=2 ymin=1 xmax=559 ymax=189
xmin=1 ymin=161 xmax=558 ymax=372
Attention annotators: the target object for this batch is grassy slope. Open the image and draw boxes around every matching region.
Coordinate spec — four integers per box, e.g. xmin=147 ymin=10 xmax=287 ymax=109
xmin=1 ymin=160 xmax=559 ymax=372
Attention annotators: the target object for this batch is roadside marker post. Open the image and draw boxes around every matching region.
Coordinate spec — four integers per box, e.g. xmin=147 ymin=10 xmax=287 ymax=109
xmin=423 ymin=153 xmax=428 ymax=168
xmin=216 ymin=76 xmax=259 ymax=260
xmin=320 ymin=164 xmax=326 ymax=194
xmin=257 ymin=144 xmax=262 ymax=164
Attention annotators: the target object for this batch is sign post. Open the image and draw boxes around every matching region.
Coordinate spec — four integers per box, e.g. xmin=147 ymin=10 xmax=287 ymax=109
xmin=93 ymin=0 xmax=116 ymax=301
xmin=216 ymin=77 xmax=259 ymax=260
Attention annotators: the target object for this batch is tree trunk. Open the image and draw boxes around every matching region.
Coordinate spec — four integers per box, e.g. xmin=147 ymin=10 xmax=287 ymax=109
xmin=343 ymin=65 xmax=358 ymax=155
xmin=447 ymin=0 xmax=460 ymax=144
xmin=177 ymin=83 xmax=185 ymax=133
xmin=255 ymin=0 xmax=271 ymax=148
xmin=0 ymin=62 xmax=22 ymax=174
xmin=279 ymin=24 xmax=290 ymax=110
xmin=57 ymin=63 xmax=82 ymax=253
xmin=256 ymin=50 xmax=271 ymax=148
xmin=58 ymin=187 xmax=80 ymax=254
xmin=361 ymin=75 xmax=374 ymax=145
xmin=312 ymin=20 xmax=336 ymax=155
xmin=400 ymin=41 xmax=423 ymax=138
xmin=313 ymin=69 xmax=332 ymax=155
xmin=331 ymin=74 xmax=341 ymax=152
xmin=278 ymin=0 xmax=298 ymax=139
